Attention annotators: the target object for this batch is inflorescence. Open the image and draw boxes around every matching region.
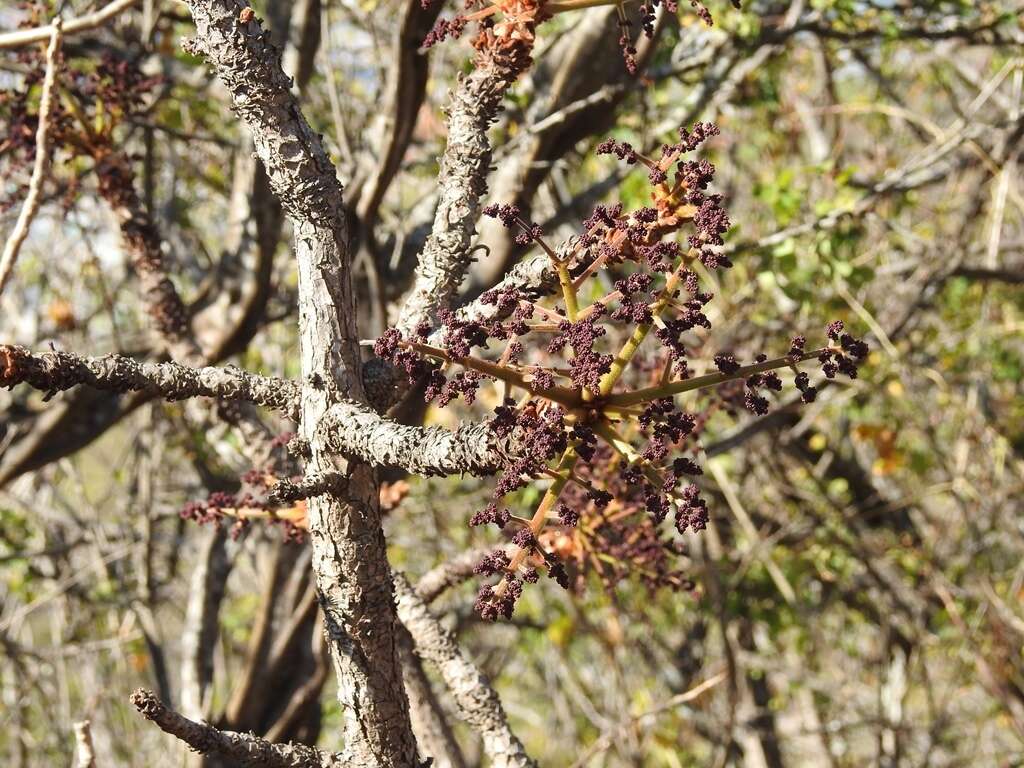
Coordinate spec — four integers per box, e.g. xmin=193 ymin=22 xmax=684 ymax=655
xmin=422 ymin=0 xmax=742 ymax=74
xmin=374 ymin=121 xmax=869 ymax=620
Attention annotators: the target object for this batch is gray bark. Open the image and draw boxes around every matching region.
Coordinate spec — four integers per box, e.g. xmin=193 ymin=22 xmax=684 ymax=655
xmin=397 ymin=47 xmax=530 ymax=336
xmin=393 ymin=573 xmax=537 ymax=768
xmin=319 ymin=401 xmax=518 ymax=477
xmin=0 ymin=345 xmax=299 ymax=417
xmin=182 ymin=3 xmax=419 ymax=765
xmin=131 ymin=689 xmax=349 ymax=768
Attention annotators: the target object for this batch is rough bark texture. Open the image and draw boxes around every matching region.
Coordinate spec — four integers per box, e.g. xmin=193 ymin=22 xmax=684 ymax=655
xmin=397 ymin=50 xmax=529 ymax=337
xmin=183 ymin=3 xmax=418 ymax=765
xmin=319 ymin=401 xmax=518 ymax=477
xmin=398 ymin=624 xmax=469 ymax=768
xmin=393 ymin=573 xmax=537 ymax=768
xmin=268 ymin=471 xmax=347 ymax=504
xmin=131 ymin=689 xmax=348 ymax=768
xmin=0 ymin=345 xmax=299 ymax=417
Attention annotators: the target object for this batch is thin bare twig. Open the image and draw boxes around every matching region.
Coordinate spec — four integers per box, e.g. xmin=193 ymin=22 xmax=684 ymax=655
xmin=568 ymin=671 xmax=727 ymax=768
xmin=0 ymin=18 xmax=62 ymax=295
xmin=0 ymin=0 xmax=135 ymax=50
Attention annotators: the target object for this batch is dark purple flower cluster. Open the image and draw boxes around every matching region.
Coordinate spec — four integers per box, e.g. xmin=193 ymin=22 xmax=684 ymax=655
xmin=182 ymin=492 xmax=256 ymax=541
xmin=794 ymin=371 xmax=817 ymax=403
xmin=428 ymin=369 xmax=486 ymax=406
xmin=672 ymin=122 xmax=721 ymax=154
xmin=640 ymin=398 xmax=696 ymax=444
xmin=582 ymin=203 xmax=624 ymax=244
xmin=640 ymin=240 xmax=680 ymax=272
xmin=511 ymin=526 xmax=537 ymax=549
xmin=713 ymin=353 xmax=740 ymax=374
xmin=479 ymin=284 xmax=523 ymax=318
xmin=366 ymin=120 xmax=865 ymax=622
xmin=616 ymin=20 xmax=639 ymax=75
xmin=437 ymin=308 xmax=488 ymax=359
xmin=548 ymin=310 xmax=613 ymax=395
xmin=743 ymin=359 xmax=783 ymax=416
xmin=473 ymin=548 xmax=511 ymax=576
xmin=482 ymin=202 xmax=545 ymax=246
xmin=612 ymin=272 xmax=655 ymax=324
xmin=675 ymin=483 xmax=709 ymax=533
xmin=570 ymin=424 xmax=598 ymax=461
xmin=475 ymin=575 xmax=524 ymax=621
xmin=819 ymin=321 xmax=870 ymax=379
xmin=423 ymin=16 xmax=467 ymax=48
xmin=374 ymin=328 xmax=426 ymax=384
xmin=469 ymin=501 xmax=512 ymax=528
xmin=557 ymin=503 xmax=580 ymax=527
xmin=485 ymin=402 xmax=568 ymax=501
xmin=595 ymin=138 xmax=640 ymax=164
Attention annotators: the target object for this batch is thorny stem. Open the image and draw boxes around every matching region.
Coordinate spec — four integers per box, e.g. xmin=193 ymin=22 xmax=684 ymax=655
xmin=607 ymin=348 xmax=826 ymax=408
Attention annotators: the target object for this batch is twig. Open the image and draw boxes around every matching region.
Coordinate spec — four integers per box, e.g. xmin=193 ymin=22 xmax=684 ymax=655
xmin=392 ymin=573 xmax=537 ymax=768
xmin=268 ymin=471 xmax=348 ymax=503
xmin=415 ymin=547 xmax=491 ymax=604
xmin=0 ymin=0 xmax=135 ymax=49
xmin=130 ymin=689 xmax=350 ymax=768
xmin=0 ymin=18 xmax=62 ymax=295
xmin=397 ymin=39 xmax=532 ymax=336
xmin=0 ymin=345 xmax=300 ymax=418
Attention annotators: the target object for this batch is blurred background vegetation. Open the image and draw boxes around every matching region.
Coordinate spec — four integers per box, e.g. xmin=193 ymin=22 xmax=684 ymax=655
xmin=1 ymin=0 xmax=1023 ymax=765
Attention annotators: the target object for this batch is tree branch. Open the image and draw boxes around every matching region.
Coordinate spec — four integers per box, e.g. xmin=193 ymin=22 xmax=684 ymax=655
xmin=318 ymin=401 xmax=516 ymax=477
xmin=130 ymin=689 xmax=350 ymax=768
xmin=182 ymin=2 xmax=418 ymax=764
xmin=393 ymin=573 xmax=537 ymax=768
xmin=0 ymin=0 xmax=137 ymax=50
xmin=415 ymin=547 xmax=491 ymax=604
xmin=0 ymin=345 xmax=299 ymax=418
xmin=0 ymin=18 xmax=61 ymax=296
xmin=397 ymin=42 xmax=532 ymax=336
